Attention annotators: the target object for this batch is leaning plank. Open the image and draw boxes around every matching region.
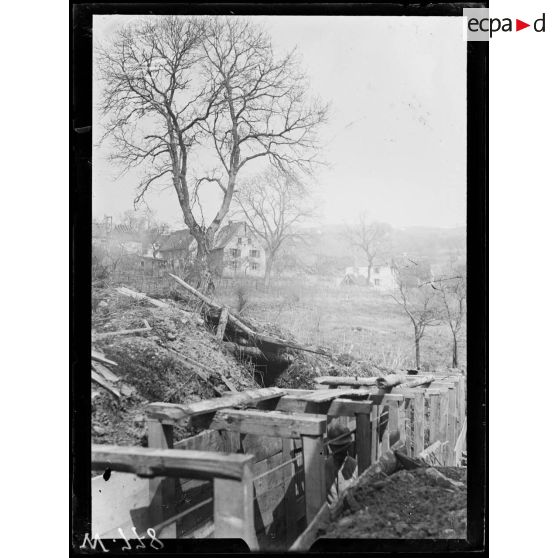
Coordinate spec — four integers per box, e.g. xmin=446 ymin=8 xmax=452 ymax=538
xmin=91 ymin=445 xmax=254 ymax=481
xmin=93 ymin=320 xmax=151 ymax=339
xmin=297 ymin=389 xmax=366 ymax=403
xmin=290 ymin=501 xmax=330 ymax=551
xmin=146 ymin=388 xmax=286 ymax=423
xmin=116 ymin=286 xmax=169 ymax=309
xmin=216 ymin=307 xmax=229 ymax=340
xmin=91 ymin=350 xmax=118 ymax=367
xmin=314 ymin=376 xmax=379 ymax=387
xmin=169 ymin=274 xmax=328 ymax=356
xmin=210 ymin=409 xmax=327 ymax=438
xmin=91 ymin=370 xmax=120 ymax=398
xmin=91 ymin=361 xmax=120 ymax=383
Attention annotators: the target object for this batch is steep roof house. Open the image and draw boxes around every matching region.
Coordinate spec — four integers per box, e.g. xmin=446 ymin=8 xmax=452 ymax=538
xmin=341 ymin=259 xmax=397 ymax=291
xmin=155 ymin=229 xmax=195 ymax=271
xmin=210 ymin=221 xmax=266 ymax=278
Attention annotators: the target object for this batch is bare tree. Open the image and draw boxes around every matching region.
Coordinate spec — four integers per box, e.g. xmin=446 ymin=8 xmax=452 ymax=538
xmin=345 ymin=214 xmax=392 ymax=284
xmin=432 ymin=264 xmax=466 ymax=367
xmin=97 ymin=16 xmax=327 ymax=288
xmin=235 ymin=167 xmax=314 ymax=286
xmin=392 ymin=260 xmax=440 ymax=369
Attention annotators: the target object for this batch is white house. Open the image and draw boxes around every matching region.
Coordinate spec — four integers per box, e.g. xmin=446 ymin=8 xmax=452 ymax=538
xmin=342 ymin=262 xmax=397 ymax=291
xmin=210 ymin=221 xmax=266 ymax=278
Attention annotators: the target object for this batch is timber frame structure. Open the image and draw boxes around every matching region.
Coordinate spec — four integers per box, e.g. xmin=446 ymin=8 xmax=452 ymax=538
xmin=92 ymin=372 xmax=466 ymax=550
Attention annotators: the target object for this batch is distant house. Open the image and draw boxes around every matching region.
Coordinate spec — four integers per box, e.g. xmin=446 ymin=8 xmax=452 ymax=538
xmin=341 ymin=262 xmax=397 ymax=291
xmin=156 ymin=229 xmax=195 ymax=271
xmin=109 ymin=224 xmax=143 ymax=255
xmin=210 ymin=221 xmax=266 ymax=278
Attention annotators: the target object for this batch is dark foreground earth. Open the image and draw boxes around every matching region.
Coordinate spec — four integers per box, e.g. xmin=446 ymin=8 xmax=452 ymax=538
xmin=319 ymin=466 xmax=467 ymax=539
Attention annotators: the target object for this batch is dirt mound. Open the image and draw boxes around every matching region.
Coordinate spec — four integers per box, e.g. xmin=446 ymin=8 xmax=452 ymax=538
xmin=319 ymin=466 xmax=466 ymax=539
xmin=91 ymin=286 xmax=260 ymax=447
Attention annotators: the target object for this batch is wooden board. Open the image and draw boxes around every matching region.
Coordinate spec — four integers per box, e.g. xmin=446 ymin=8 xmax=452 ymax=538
xmin=175 ymin=429 xmax=223 ymax=452
xmin=414 ymin=392 xmax=425 ymax=455
xmin=302 ymin=435 xmax=326 ymax=524
xmin=91 ymin=444 xmax=254 ymax=481
xmin=147 ymin=388 xmax=287 ymax=423
xmin=241 ymin=434 xmax=283 ymax=462
xmin=92 ymin=472 xmax=150 ymax=538
xmin=210 ymin=410 xmax=327 ymax=438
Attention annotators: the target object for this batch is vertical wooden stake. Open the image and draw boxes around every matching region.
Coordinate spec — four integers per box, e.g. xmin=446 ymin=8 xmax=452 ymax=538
xmin=147 ymin=419 xmax=177 ymax=537
xmin=388 ymin=401 xmax=399 ymax=446
xmin=355 ymin=412 xmax=371 ymax=474
xmin=414 ymin=393 xmax=425 ymax=455
xmin=397 ymin=400 xmax=406 ymax=446
xmin=302 ymin=434 xmax=326 ymax=524
xmin=216 ymin=307 xmax=229 ymax=340
xmin=380 ymin=407 xmax=390 ymax=455
xmin=439 ymin=390 xmax=449 ymax=465
xmin=429 ymin=394 xmax=440 ymax=444
xmin=447 ymin=386 xmax=457 ymax=465
xmin=282 ymin=439 xmax=297 ymax=544
xmin=404 ymin=397 xmax=413 ymax=457
xmin=370 ymin=405 xmax=379 ymax=464
xmin=214 ymin=460 xmax=257 ymax=549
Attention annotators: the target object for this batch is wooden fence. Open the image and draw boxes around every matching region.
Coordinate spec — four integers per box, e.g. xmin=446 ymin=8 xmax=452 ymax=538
xmin=91 ymin=374 xmax=466 ymax=550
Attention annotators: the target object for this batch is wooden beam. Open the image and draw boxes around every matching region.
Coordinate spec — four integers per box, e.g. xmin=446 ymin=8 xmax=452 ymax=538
xmin=388 ymin=400 xmax=399 ymax=446
xmin=213 ymin=460 xmax=257 ymax=549
xmin=91 ymin=350 xmax=118 ymax=367
xmin=315 ymin=376 xmax=379 ymax=387
xmin=355 ymin=412 xmax=371 ymax=474
xmin=283 ymin=439 xmax=297 ymax=544
xmin=439 ymin=390 xmax=449 ymax=463
xmin=368 ymin=393 xmax=404 ymax=404
xmin=209 ymin=409 xmax=327 ymax=438
xmin=91 ymin=444 xmax=255 ymax=481
xmin=302 ymin=435 xmax=326 ymax=524
xmin=216 ymin=307 xmax=229 ymax=340
xmin=370 ymin=405 xmax=379 ymax=464
xmin=429 ymin=393 xmax=440 ymax=445
xmin=146 ymin=388 xmax=286 ymax=423
xmin=414 ymin=392 xmax=425 ymax=455
xmin=447 ymin=386 xmax=457 ymax=465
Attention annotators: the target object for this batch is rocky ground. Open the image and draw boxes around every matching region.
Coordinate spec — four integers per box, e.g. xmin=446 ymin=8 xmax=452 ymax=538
xmin=319 ymin=466 xmax=467 ymax=539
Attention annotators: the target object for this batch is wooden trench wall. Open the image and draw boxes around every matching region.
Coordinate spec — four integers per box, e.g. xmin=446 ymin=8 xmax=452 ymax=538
xmin=91 ymin=374 xmax=466 ymax=550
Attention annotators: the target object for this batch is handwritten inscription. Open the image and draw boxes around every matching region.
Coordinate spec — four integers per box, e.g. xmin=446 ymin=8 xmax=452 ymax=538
xmin=80 ymin=527 xmax=163 ymax=552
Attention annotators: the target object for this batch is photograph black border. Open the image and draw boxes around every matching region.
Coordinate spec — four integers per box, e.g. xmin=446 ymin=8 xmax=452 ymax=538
xmin=71 ymin=2 xmax=487 ymax=555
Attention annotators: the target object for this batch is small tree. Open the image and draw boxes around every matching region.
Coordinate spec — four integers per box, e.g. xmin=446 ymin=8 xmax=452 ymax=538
xmin=392 ymin=260 xmax=440 ymax=369
xmin=235 ymin=167 xmax=314 ymax=286
xmin=345 ymin=214 xmax=392 ymax=284
xmin=432 ymin=264 xmax=466 ymax=367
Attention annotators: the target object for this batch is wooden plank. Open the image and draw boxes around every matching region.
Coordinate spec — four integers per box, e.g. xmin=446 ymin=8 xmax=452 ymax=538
xmin=91 ymin=350 xmax=118 ymax=367
xmin=91 ymin=370 xmax=120 ymax=398
xmin=428 ymin=394 xmax=440 ymax=446
xmin=368 ymin=393 xmax=405 ymax=404
xmin=213 ymin=463 xmax=257 ymax=549
xmin=216 ymin=307 xmax=229 ymax=340
xmin=297 ymin=389 xmax=362 ymax=403
xmin=388 ymin=400 xmax=399 ymax=446
xmin=454 ymin=417 xmax=467 ymax=465
xmin=439 ymin=390 xmax=449 ymax=463
xmin=414 ymin=392 xmax=425 ymax=455
xmin=328 ymin=399 xmax=373 ymax=417
xmin=147 ymin=419 xmax=176 ymax=537
xmin=355 ymin=412 xmax=371 ymax=474
xmin=290 ymin=501 xmax=330 ymax=551
xmin=397 ymin=400 xmax=406 ymax=445
xmin=91 ymin=444 xmax=255 ymax=481
xmin=404 ymin=397 xmax=413 ymax=456
xmin=243 ymin=434 xmax=283 ymax=462
xmin=370 ymin=405 xmax=379 ymax=463
xmin=447 ymin=386 xmax=457 ymax=465
xmin=91 ymin=361 xmax=120 ymax=383
xmin=314 ymin=376 xmax=379 ymax=387
xmin=283 ymin=439 xmax=297 ymax=544
xmin=210 ymin=410 xmax=327 ymax=438
xmin=302 ymin=435 xmax=326 ymax=524
xmin=91 ymin=472 xmax=150 ymax=538
xmin=146 ymin=388 xmax=287 ymax=423
xmin=175 ymin=429 xmax=223 ymax=452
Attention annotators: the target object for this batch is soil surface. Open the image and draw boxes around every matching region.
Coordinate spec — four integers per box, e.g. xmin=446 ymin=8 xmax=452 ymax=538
xmin=319 ymin=466 xmax=467 ymax=539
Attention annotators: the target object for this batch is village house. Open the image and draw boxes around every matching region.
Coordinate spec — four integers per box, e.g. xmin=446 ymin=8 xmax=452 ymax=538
xmin=341 ymin=260 xmax=398 ymax=291
xmin=155 ymin=229 xmax=194 ymax=271
xmin=210 ymin=221 xmax=266 ymax=278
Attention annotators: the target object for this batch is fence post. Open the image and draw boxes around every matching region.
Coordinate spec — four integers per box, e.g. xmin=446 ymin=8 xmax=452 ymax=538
xmin=388 ymin=400 xmax=399 ymax=446
xmin=147 ymin=419 xmax=177 ymax=537
xmin=439 ymin=390 xmax=449 ymax=464
xmin=414 ymin=392 xmax=425 ymax=455
xmin=302 ymin=434 xmax=326 ymax=524
xmin=397 ymin=400 xmax=406 ymax=446
xmin=404 ymin=396 xmax=413 ymax=457
xmin=429 ymin=394 xmax=440 ymax=446
xmin=213 ymin=458 xmax=257 ymax=549
xmin=370 ymin=405 xmax=379 ymax=463
xmin=355 ymin=412 xmax=371 ymax=474
xmin=447 ymin=386 xmax=457 ymax=465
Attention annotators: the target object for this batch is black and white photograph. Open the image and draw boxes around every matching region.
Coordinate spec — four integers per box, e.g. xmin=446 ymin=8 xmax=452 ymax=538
xmin=73 ymin=4 xmax=486 ymax=553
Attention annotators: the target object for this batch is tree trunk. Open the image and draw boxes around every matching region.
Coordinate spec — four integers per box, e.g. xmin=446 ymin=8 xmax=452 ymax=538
xmin=452 ymin=332 xmax=458 ymax=368
xmin=264 ymin=257 xmax=273 ymax=288
xmin=414 ymin=332 xmax=421 ymax=370
xmin=366 ymin=262 xmax=372 ymax=285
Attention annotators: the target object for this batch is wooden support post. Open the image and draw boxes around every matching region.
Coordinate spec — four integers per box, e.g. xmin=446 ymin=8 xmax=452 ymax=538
xmin=388 ymin=401 xmax=399 ymax=446
xmin=283 ymin=439 xmax=297 ymax=544
xmin=380 ymin=407 xmax=390 ymax=455
xmin=147 ymin=419 xmax=177 ymax=537
xmin=370 ymin=405 xmax=379 ymax=464
xmin=397 ymin=400 xmax=406 ymax=446
xmin=414 ymin=392 xmax=425 ymax=455
xmin=429 ymin=394 xmax=440 ymax=445
xmin=458 ymin=375 xmax=466 ymax=429
xmin=355 ymin=412 xmax=371 ymax=474
xmin=302 ymin=435 xmax=326 ymax=525
xmin=439 ymin=390 xmax=449 ymax=465
xmin=213 ymin=459 xmax=257 ymax=549
xmin=447 ymin=386 xmax=457 ymax=465
xmin=404 ymin=397 xmax=413 ymax=457
xmin=216 ymin=307 xmax=229 ymax=340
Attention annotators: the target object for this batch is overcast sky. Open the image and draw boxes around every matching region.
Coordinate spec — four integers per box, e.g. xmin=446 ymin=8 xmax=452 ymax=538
xmin=93 ymin=15 xmax=466 ymax=230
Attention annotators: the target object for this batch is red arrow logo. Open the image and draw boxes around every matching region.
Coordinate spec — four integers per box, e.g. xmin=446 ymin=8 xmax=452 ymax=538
xmin=516 ymin=19 xmax=530 ymax=31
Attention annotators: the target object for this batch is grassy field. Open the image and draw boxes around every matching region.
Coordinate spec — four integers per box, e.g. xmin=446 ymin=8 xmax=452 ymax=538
xmin=216 ymin=277 xmax=466 ymax=371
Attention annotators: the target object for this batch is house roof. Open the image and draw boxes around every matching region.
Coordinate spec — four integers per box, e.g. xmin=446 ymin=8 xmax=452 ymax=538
xmin=213 ymin=221 xmax=250 ymax=249
xmin=158 ymin=229 xmax=193 ymax=252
